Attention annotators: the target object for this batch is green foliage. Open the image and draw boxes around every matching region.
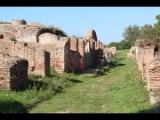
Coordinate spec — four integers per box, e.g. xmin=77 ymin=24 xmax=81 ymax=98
xmin=118 ymin=40 xmax=131 ymax=49
xmin=106 ymin=40 xmax=131 ymax=50
xmin=141 ymin=24 xmax=158 ymax=43
xmin=0 ymin=67 xmax=78 ymax=113
xmin=122 ymin=25 xmax=143 ymax=46
xmin=48 ymin=24 xmax=68 ymax=37
xmin=106 ymin=42 xmax=118 ymax=48
xmin=71 ymin=34 xmax=83 ymax=39
xmin=107 ymin=14 xmax=160 ymax=49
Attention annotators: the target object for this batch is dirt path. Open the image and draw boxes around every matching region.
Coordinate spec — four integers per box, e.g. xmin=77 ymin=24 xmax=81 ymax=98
xmin=29 ymin=50 xmax=153 ymax=113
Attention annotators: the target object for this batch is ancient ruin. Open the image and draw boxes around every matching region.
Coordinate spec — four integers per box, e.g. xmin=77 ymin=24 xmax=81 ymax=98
xmin=0 ymin=19 xmax=115 ymax=90
xmin=0 ymin=56 xmax=28 ymax=90
xmin=127 ymin=39 xmax=160 ymax=91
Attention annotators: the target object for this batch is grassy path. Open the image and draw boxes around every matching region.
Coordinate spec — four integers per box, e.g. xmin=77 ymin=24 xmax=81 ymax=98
xmin=29 ymin=49 xmax=153 ymax=113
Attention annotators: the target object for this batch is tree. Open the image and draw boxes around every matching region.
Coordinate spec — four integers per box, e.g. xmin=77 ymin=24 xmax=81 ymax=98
xmin=122 ymin=25 xmax=142 ymax=46
xmin=71 ymin=34 xmax=83 ymax=39
xmin=141 ymin=24 xmax=157 ymax=42
xmin=106 ymin=42 xmax=119 ymax=49
xmin=48 ymin=24 xmax=68 ymax=37
xmin=154 ymin=14 xmax=160 ymax=40
xmin=155 ymin=14 xmax=160 ymax=27
xmin=118 ymin=40 xmax=131 ymax=49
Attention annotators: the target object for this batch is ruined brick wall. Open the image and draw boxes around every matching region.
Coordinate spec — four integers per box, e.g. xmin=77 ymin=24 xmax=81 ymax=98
xmin=95 ymin=40 xmax=104 ymax=59
xmin=69 ymin=37 xmax=78 ymax=72
xmin=0 ymin=21 xmax=108 ymax=75
xmin=34 ymin=49 xmax=50 ymax=76
xmin=27 ymin=37 xmax=69 ymax=73
xmin=0 ymin=23 xmax=40 ymax=43
xmin=127 ymin=46 xmax=136 ymax=60
xmin=84 ymin=40 xmax=90 ymax=68
xmin=0 ymin=57 xmax=28 ymax=90
xmin=0 ymin=53 xmax=10 ymax=64
xmin=25 ymin=43 xmax=50 ymax=76
xmin=38 ymin=33 xmax=60 ymax=44
xmin=90 ymin=39 xmax=95 ymax=66
xmin=128 ymin=41 xmax=160 ymax=91
xmin=141 ymin=45 xmax=155 ymax=79
xmin=148 ymin=60 xmax=160 ymax=91
xmin=83 ymin=38 xmax=96 ymax=67
xmin=96 ymin=40 xmax=100 ymax=50
xmin=64 ymin=39 xmax=70 ymax=72
xmin=0 ymin=40 xmax=15 ymax=56
xmin=136 ymin=47 xmax=143 ymax=71
xmin=0 ymin=40 xmax=50 ymax=76
xmin=78 ymin=39 xmax=86 ymax=72
xmin=42 ymin=37 xmax=70 ymax=73
xmin=83 ymin=29 xmax=98 ymax=67
xmin=87 ymin=29 xmax=97 ymax=41
xmin=0 ymin=24 xmax=16 ymax=41
xmin=103 ymin=47 xmax=110 ymax=64
xmin=0 ymin=19 xmax=67 ymax=44
xmin=129 ymin=45 xmax=155 ymax=79
xmin=97 ymin=40 xmax=104 ymax=50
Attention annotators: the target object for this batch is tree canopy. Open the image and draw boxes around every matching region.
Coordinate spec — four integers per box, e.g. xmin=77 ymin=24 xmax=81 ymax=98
xmin=106 ymin=14 xmax=160 ymax=49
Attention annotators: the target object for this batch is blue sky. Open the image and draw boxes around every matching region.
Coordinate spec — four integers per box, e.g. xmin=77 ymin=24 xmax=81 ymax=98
xmin=0 ymin=7 xmax=160 ymax=45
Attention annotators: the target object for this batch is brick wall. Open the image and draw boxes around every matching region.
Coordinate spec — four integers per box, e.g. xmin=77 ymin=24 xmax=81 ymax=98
xmin=141 ymin=45 xmax=155 ymax=79
xmin=0 ymin=40 xmax=50 ymax=76
xmin=0 ymin=57 xmax=28 ymax=90
xmin=148 ymin=60 xmax=160 ymax=91
xmin=69 ymin=37 xmax=78 ymax=72
xmin=78 ymin=39 xmax=86 ymax=72
xmin=128 ymin=42 xmax=158 ymax=91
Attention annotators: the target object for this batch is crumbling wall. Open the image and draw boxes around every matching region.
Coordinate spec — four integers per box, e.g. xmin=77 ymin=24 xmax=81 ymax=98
xmin=83 ymin=29 xmax=97 ymax=67
xmin=103 ymin=48 xmax=110 ymax=63
xmin=0 ymin=56 xmax=28 ymax=90
xmin=0 ymin=40 xmax=50 ymax=76
xmin=141 ymin=45 xmax=155 ymax=79
xmin=0 ymin=19 xmax=67 ymax=44
xmin=27 ymin=37 xmax=70 ymax=73
xmin=0 ymin=53 xmax=10 ymax=64
xmin=127 ymin=46 xmax=136 ymax=59
xmin=95 ymin=40 xmax=104 ymax=58
xmin=78 ymin=39 xmax=86 ymax=72
xmin=34 ymin=49 xmax=50 ymax=76
xmin=148 ymin=59 xmax=160 ymax=91
xmin=69 ymin=37 xmax=78 ymax=72
xmin=0 ymin=19 xmax=109 ymax=75
xmin=25 ymin=43 xmax=50 ymax=76
xmin=96 ymin=40 xmax=100 ymax=50
xmin=40 ymin=37 xmax=70 ymax=73
xmin=128 ymin=40 xmax=156 ymax=91
xmin=84 ymin=40 xmax=90 ymax=68
xmin=38 ymin=33 xmax=60 ymax=44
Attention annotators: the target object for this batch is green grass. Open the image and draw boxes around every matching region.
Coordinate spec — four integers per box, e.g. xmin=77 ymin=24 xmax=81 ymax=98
xmin=0 ymin=67 xmax=75 ymax=113
xmin=28 ymin=49 xmax=154 ymax=113
xmin=0 ymin=49 xmax=155 ymax=113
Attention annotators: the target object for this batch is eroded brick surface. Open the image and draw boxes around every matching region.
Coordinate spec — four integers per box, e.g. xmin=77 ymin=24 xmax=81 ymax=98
xmin=0 ymin=19 xmax=111 ymax=90
xmin=0 ymin=57 xmax=28 ymax=90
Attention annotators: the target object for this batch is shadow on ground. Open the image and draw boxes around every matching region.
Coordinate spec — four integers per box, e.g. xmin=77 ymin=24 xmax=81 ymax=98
xmin=0 ymin=100 xmax=28 ymax=113
xmin=66 ymin=78 xmax=82 ymax=83
xmin=136 ymin=104 xmax=160 ymax=113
